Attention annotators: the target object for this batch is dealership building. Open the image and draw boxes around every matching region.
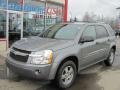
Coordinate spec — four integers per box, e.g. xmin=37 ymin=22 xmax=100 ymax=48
xmin=0 ymin=0 xmax=68 ymax=52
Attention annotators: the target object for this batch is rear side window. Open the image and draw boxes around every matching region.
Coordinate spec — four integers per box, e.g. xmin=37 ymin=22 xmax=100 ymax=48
xmin=82 ymin=26 xmax=96 ymax=39
xmin=96 ymin=26 xmax=109 ymax=39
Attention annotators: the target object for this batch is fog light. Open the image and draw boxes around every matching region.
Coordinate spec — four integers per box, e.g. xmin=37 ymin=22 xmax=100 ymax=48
xmin=35 ymin=69 xmax=41 ymax=75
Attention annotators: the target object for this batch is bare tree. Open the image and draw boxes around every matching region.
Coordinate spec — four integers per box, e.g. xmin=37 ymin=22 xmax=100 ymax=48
xmin=82 ymin=12 xmax=95 ymax=22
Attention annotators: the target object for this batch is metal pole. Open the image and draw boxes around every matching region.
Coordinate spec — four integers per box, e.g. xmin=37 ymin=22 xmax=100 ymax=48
xmin=6 ymin=0 xmax=9 ymax=49
xmin=44 ymin=0 xmax=47 ymax=30
xmin=21 ymin=0 xmax=24 ymax=39
xmin=64 ymin=0 xmax=68 ymax=22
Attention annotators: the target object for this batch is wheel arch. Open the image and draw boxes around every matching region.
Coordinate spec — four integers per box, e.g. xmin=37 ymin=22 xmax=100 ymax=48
xmin=50 ymin=55 xmax=79 ymax=80
xmin=49 ymin=55 xmax=79 ymax=80
xmin=57 ymin=56 xmax=79 ymax=72
xmin=111 ymin=45 xmax=116 ymax=52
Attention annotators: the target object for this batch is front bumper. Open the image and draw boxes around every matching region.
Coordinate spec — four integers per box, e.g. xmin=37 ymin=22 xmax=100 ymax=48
xmin=6 ymin=57 xmax=52 ymax=80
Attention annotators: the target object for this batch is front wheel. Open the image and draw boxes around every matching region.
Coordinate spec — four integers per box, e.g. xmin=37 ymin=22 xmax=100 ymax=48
xmin=104 ymin=49 xmax=115 ymax=66
xmin=55 ymin=61 xmax=77 ymax=89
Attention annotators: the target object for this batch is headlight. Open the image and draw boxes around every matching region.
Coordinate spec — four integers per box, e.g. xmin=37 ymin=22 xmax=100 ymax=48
xmin=29 ymin=50 xmax=53 ymax=65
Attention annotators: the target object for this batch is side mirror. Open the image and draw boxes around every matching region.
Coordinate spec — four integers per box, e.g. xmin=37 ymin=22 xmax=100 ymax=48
xmin=80 ymin=36 xmax=94 ymax=43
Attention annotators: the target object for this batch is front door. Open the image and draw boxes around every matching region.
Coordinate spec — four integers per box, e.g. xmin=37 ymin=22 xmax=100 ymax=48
xmin=79 ymin=26 xmax=97 ymax=68
xmin=8 ymin=11 xmax=22 ymax=47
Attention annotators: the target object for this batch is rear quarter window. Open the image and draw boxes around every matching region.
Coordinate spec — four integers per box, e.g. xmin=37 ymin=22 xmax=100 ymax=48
xmin=106 ymin=25 xmax=115 ymax=36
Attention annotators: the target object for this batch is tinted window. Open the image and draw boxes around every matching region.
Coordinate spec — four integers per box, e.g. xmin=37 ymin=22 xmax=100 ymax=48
xmin=96 ymin=26 xmax=109 ymax=39
xmin=82 ymin=26 xmax=96 ymax=39
xmin=40 ymin=24 xmax=82 ymax=40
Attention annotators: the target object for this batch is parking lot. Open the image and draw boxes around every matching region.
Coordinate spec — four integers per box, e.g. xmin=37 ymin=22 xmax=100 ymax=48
xmin=0 ymin=38 xmax=120 ymax=90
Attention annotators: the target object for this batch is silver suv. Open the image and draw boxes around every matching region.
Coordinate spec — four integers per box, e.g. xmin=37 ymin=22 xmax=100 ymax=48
xmin=6 ymin=23 xmax=116 ymax=89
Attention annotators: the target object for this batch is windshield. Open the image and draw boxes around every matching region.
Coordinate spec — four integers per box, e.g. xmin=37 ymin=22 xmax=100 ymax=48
xmin=40 ymin=24 xmax=82 ymax=40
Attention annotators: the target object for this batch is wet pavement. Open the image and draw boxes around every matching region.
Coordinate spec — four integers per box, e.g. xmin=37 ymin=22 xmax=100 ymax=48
xmin=36 ymin=73 xmax=102 ymax=90
xmin=0 ymin=55 xmax=6 ymax=80
xmin=0 ymin=39 xmax=120 ymax=90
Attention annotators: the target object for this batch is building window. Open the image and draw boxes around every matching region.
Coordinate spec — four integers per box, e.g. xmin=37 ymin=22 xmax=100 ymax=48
xmin=0 ymin=0 xmax=7 ymax=9
xmin=23 ymin=0 xmax=44 ymax=37
xmin=23 ymin=13 xmax=44 ymax=37
xmin=8 ymin=0 xmax=23 ymax=11
xmin=0 ymin=10 xmax=6 ymax=38
xmin=24 ymin=0 xmax=44 ymax=12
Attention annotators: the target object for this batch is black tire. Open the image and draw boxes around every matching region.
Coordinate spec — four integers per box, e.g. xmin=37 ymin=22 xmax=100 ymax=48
xmin=55 ymin=61 xmax=77 ymax=89
xmin=104 ymin=49 xmax=115 ymax=66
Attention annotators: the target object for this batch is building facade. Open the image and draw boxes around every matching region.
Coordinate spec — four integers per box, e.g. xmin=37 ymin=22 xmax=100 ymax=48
xmin=0 ymin=0 xmax=67 ymax=49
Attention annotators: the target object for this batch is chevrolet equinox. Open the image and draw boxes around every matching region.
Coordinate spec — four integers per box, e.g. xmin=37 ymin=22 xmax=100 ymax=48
xmin=6 ymin=23 xmax=116 ymax=89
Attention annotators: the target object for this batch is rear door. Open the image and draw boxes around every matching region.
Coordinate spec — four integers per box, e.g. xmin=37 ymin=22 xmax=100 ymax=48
xmin=94 ymin=25 xmax=110 ymax=61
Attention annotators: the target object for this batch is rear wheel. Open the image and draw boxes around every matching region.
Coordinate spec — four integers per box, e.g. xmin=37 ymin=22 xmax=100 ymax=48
xmin=55 ymin=61 xmax=77 ymax=89
xmin=104 ymin=49 xmax=115 ymax=66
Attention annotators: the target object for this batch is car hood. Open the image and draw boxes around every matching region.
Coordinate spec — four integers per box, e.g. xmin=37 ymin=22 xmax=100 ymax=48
xmin=12 ymin=36 xmax=74 ymax=52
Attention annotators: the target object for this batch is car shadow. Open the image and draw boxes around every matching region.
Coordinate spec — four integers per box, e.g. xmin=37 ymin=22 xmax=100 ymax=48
xmin=36 ymin=69 xmax=103 ymax=90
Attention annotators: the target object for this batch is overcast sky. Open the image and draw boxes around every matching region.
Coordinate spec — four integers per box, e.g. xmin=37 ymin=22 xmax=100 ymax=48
xmin=68 ymin=0 xmax=120 ymax=20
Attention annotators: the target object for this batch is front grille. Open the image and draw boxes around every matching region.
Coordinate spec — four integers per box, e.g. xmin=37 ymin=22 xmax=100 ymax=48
xmin=10 ymin=47 xmax=31 ymax=63
xmin=13 ymin=47 xmax=31 ymax=54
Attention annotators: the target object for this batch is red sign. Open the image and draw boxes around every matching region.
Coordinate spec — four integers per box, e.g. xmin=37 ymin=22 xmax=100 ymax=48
xmin=47 ymin=7 xmax=62 ymax=16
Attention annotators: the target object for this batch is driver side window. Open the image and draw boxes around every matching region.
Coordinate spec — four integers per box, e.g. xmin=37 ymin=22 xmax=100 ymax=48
xmin=81 ymin=26 xmax=96 ymax=40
